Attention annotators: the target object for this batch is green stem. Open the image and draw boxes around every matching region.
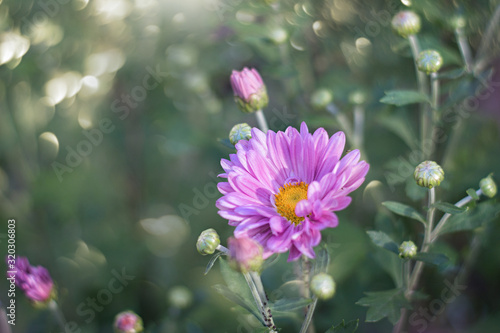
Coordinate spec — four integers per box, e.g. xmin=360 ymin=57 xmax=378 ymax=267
xmin=244 ymin=273 xmax=266 ymax=320
xmin=299 ymin=298 xmax=318 ymax=333
xmin=250 ymin=272 xmax=276 ymax=331
xmin=216 ymin=244 xmax=229 ymax=255
xmin=455 ymin=27 xmax=473 ymax=73
xmin=255 ymin=109 xmax=269 ymax=133
xmin=49 ymin=300 xmax=67 ymax=331
xmin=430 ymin=189 xmax=483 ymax=242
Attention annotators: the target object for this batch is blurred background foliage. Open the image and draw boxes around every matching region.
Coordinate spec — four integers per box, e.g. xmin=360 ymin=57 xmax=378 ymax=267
xmin=0 ymin=0 xmax=499 ymax=332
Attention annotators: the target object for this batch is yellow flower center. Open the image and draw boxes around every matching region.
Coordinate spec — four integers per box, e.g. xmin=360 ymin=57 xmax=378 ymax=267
xmin=274 ymin=182 xmax=308 ymax=226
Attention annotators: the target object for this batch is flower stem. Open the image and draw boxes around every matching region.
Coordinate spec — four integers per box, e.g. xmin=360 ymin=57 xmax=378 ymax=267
xmin=430 ymin=189 xmax=483 ymax=242
xmin=353 ymin=105 xmax=365 ymax=151
xmin=255 ymin=109 xmax=269 ymax=133
xmin=49 ymin=300 xmax=67 ymax=331
xmin=216 ymin=244 xmax=229 ymax=255
xmin=244 ymin=272 xmax=277 ymax=332
xmin=408 ymin=34 xmax=432 ymax=159
xmin=455 ymin=27 xmax=473 ymax=73
xmin=299 ymin=297 xmax=318 ymax=333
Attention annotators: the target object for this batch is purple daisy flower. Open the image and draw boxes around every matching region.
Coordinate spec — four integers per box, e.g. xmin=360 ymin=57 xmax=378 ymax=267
xmin=216 ymin=122 xmax=369 ymax=261
xmin=7 ymin=256 xmax=54 ymax=302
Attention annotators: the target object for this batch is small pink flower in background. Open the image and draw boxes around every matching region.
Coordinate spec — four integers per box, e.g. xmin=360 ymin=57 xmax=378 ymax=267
xmin=114 ymin=310 xmax=143 ymax=333
xmin=228 ymin=236 xmax=264 ymax=273
xmin=7 ymin=256 xmax=54 ymax=303
xmin=216 ymin=122 xmax=369 ymax=261
xmin=230 ymin=67 xmax=269 ymax=113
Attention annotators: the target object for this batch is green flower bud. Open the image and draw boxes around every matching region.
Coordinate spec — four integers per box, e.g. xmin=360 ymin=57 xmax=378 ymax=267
xmin=196 ymin=228 xmax=220 ymax=255
xmin=269 ymin=27 xmax=288 ymax=44
xmin=310 ymin=273 xmax=336 ymax=300
xmin=168 ymin=286 xmax=193 ymax=309
xmin=311 ymin=89 xmax=333 ymax=110
xmin=229 ymin=123 xmax=252 ymax=145
xmin=391 ymin=11 xmax=421 ymax=38
xmin=349 ymin=90 xmax=366 ymax=105
xmin=416 ymin=50 xmax=443 ymax=74
xmin=399 ymin=241 xmax=417 ymax=259
xmin=414 ymin=161 xmax=444 ymax=189
xmin=479 ymin=174 xmax=497 ymax=198
xmin=450 ymin=15 xmax=466 ymax=29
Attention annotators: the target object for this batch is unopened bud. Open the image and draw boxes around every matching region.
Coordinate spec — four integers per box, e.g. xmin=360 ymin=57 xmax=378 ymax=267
xmin=479 ymin=174 xmax=497 ymax=198
xmin=269 ymin=28 xmax=288 ymax=44
xmin=417 ymin=50 xmax=443 ymax=74
xmin=349 ymin=90 xmax=366 ymax=105
xmin=228 ymin=236 xmax=263 ymax=273
xmin=230 ymin=67 xmax=269 ymax=113
xmin=196 ymin=228 xmax=220 ymax=255
xmin=450 ymin=15 xmax=466 ymax=29
xmin=391 ymin=11 xmax=421 ymax=38
xmin=399 ymin=241 xmax=417 ymax=259
xmin=114 ymin=311 xmax=143 ymax=333
xmin=310 ymin=273 xmax=336 ymax=300
xmin=414 ymin=161 xmax=444 ymax=189
xmin=311 ymin=89 xmax=333 ymax=110
xmin=229 ymin=123 xmax=252 ymax=145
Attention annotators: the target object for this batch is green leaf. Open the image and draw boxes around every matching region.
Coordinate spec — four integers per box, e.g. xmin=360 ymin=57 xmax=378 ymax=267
xmin=377 ymin=115 xmax=418 ymax=151
xmin=382 ymin=201 xmax=426 ymax=225
xmin=204 ymin=251 xmax=223 ymax=275
xmin=437 ymin=201 xmax=500 ymax=235
xmin=380 ymin=90 xmax=429 ymax=106
xmin=436 ymin=68 xmax=466 ymax=79
xmin=366 ymin=231 xmax=399 ymax=254
xmin=325 ymin=319 xmax=359 ymax=333
xmin=432 ymin=202 xmax=468 ymax=215
xmin=313 ymin=245 xmax=330 ymax=275
xmin=356 ymin=289 xmax=411 ymax=324
xmin=212 ymin=284 xmax=264 ymax=324
xmin=466 ymin=188 xmax=480 ymax=201
xmin=262 ymin=253 xmax=280 ymax=271
xmin=218 ymin=138 xmax=235 ymax=149
xmin=218 ymin=258 xmax=256 ymax=313
xmin=413 ymin=252 xmax=449 ymax=266
xmin=270 ymin=298 xmax=313 ymax=312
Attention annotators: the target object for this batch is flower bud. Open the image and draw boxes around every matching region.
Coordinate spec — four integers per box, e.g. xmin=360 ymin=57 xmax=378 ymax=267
xmin=269 ymin=27 xmax=288 ymax=44
xmin=416 ymin=50 xmax=443 ymax=74
xmin=7 ymin=256 xmax=55 ymax=305
xmin=168 ymin=285 xmax=193 ymax=309
xmin=414 ymin=161 xmax=444 ymax=189
xmin=391 ymin=11 xmax=421 ymax=38
xmin=114 ymin=311 xmax=143 ymax=333
xmin=449 ymin=15 xmax=466 ymax=29
xmin=230 ymin=68 xmax=269 ymax=113
xmin=229 ymin=123 xmax=252 ymax=145
xmin=228 ymin=236 xmax=263 ymax=273
xmin=311 ymin=89 xmax=333 ymax=110
xmin=479 ymin=174 xmax=497 ymax=198
xmin=399 ymin=241 xmax=417 ymax=259
xmin=196 ymin=228 xmax=220 ymax=255
xmin=310 ymin=273 xmax=336 ymax=300
xmin=349 ymin=90 xmax=366 ymax=105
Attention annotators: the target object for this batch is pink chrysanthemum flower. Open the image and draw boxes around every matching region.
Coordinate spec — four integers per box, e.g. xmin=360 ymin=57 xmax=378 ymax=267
xmin=7 ymin=256 xmax=54 ymax=302
xmin=216 ymin=122 xmax=369 ymax=261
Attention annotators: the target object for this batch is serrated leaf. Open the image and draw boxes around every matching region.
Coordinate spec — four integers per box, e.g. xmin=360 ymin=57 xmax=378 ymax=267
xmin=204 ymin=251 xmax=223 ymax=275
xmin=270 ymin=298 xmax=313 ymax=312
xmin=356 ymin=289 xmax=411 ymax=324
xmin=437 ymin=201 xmax=500 ymax=235
xmin=382 ymin=201 xmax=426 ymax=225
xmin=325 ymin=319 xmax=359 ymax=333
xmin=432 ymin=202 xmax=468 ymax=215
xmin=380 ymin=90 xmax=429 ymax=106
xmin=212 ymin=284 xmax=264 ymax=324
xmin=466 ymin=188 xmax=480 ymax=201
xmin=413 ymin=252 xmax=449 ymax=266
xmin=366 ymin=231 xmax=399 ymax=254
xmin=313 ymin=245 xmax=330 ymax=275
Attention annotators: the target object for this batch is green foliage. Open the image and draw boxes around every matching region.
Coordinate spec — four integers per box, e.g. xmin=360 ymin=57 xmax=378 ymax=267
xmin=432 ymin=202 xmax=469 ymax=215
xmin=413 ymin=252 xmax=449 ymax=266
xmin=437 ymin=201 xmax=500 ymax=235
xmin=205 ymin=252 xmax=223 ymax=275
xmin=356 ymin=289 xmax=411 ymax=324
xmin=380 ymin=90 xmax=430 ymax=106
xmin=382 ymin=201 xmax=427 ymax=225
xmin=366 ymin=231 xmax=399 ymax=255
xmin=325 ymin=319 xmax=359 ymax=333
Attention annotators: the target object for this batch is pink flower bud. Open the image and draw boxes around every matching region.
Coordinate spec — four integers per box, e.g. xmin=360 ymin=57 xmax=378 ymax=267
xmin=7 ymin=256 xmax=54 ymax=303
xmin=228 ymin=236 xmax=263 ymax=273
xmin=230 ymin=67 xmax=268 ymax=113
xmin=114 ymin=311 xmax=144 ymax=333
